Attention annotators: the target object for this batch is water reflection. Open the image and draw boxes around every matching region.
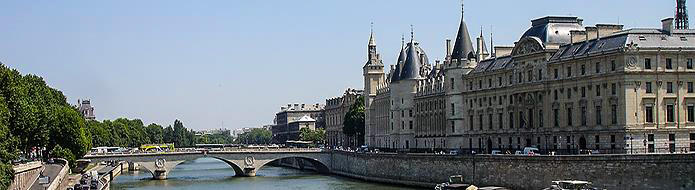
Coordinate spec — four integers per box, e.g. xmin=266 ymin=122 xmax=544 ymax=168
xmin=112 ymin=157 xmax=420 ymax=190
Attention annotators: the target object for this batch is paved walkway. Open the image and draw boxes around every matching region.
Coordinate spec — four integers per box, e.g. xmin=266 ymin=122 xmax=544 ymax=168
xmin=29 ymin=163 xmax=63 ymax=190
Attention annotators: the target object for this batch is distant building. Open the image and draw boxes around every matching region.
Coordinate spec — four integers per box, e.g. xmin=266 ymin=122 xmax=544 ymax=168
xmin=77 ymin=99 xmax=95 ymax=120
xmin=195 ymin=128 xmax=231 ymax=136
xmin=271 ymin=103 xmax=324 ymax=144
xmin=325 ymin=88 xmax=363 ymax=147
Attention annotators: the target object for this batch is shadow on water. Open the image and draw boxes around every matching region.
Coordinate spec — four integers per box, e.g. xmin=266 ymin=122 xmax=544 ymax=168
xmin=112 ymin=157 xmax=422 ymax=190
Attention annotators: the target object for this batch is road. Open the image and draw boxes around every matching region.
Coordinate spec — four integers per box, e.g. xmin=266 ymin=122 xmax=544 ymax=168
xmin=29 ymin=163 xmax=63 ymax=190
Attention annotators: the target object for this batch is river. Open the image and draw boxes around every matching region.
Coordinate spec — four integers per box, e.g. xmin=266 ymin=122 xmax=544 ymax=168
xmin=111 ymin=157 xmax=423 ymax=190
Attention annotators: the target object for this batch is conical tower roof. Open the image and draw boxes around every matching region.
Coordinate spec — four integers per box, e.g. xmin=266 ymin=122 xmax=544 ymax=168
xmin=450 ymin=6 xmax=475 ymax=60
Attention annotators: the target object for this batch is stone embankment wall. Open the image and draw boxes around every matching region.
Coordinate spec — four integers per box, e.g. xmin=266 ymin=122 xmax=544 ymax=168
xmin=9 ymin=161 xmax=42 ymax=190
xmin=329 ymin=152 xmax=695 ymax=190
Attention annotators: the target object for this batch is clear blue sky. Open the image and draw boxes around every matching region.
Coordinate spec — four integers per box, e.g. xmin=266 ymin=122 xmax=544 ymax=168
xmin=0 ymin=0 xmax=683 ymax=130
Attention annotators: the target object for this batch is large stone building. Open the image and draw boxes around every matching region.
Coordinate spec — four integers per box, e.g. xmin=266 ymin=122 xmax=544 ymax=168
xmin=363 ymin=1 xmax=695 ymax=154
xmin=77 ymin=99 xmax=96 ymax=120
xmin=271 ymin=103 xmax=324 ymax=143
xmin=325 ymin=88 xmax=363 ymax=147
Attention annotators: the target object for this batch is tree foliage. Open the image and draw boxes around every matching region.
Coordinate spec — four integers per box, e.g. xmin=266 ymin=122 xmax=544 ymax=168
xmin=234 ymin=128 xmax=272 ymax=144
xmin=343 ymin=96 xmax=365 ymax=147
xmin=0 ymin=63 xmax=92 ymax=186
xmin=300 ymin=127 xmax=325 ymax=143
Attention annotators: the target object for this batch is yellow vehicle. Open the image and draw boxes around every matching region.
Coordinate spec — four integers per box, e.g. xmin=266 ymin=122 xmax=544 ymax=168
xmin=140 ymin=143 xmax=175 ymax=152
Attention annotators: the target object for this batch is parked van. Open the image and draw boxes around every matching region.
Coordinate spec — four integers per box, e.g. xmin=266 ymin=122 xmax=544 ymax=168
xmin=523 ymin=147 xmax=540 ymax=155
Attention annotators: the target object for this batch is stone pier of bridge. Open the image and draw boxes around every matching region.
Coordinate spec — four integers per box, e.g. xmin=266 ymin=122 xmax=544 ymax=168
xmin=83 ymin=150 xmax=331 ymax=180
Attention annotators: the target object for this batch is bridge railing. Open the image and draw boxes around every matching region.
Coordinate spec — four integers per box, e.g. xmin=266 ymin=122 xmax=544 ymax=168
xmin=84 ymin=147 xmax=325 ymax=157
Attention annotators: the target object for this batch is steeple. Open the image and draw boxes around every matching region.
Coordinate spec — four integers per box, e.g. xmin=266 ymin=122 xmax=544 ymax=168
xmin=450 ymin=1 xmax=475 ymax=61
xmin=675 ymin=0 xmax=689 ymax=29
xmin=476 ymin=27 xmax=489 ymax=61
xmin=368 ymin=22 xmax=377 ymax=46
xmin=365 ymin=22 xmax=381 ymax=66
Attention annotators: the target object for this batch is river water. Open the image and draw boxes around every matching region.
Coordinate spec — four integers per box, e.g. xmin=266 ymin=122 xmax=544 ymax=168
xmin=112 ymin=157 xmax=422 ymax=190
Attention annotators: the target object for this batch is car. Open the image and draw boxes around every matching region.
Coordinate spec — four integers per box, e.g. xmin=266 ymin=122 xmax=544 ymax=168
xmin=514 ymin=150 xmax=524 ymax=155
xmin=491 ymin=150 xmax=502 ymax=155
xmin=449 ymin=150 xmax=460 ymax=155
xmin=523 ymin=147 xmax=540 ymax=155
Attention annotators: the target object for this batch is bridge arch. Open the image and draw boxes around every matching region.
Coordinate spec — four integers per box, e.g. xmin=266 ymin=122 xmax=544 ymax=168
xmin=253 ymin=155 xmax=331 ymax=175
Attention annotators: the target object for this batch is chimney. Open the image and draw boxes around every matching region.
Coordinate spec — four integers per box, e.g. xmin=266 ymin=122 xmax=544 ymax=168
xmin=585 ymin=27 xmax=598 ymax=41
xmin=596 ymin=24 xmax=624 ymax=38
xmin=571 ymin=30 xmax=587 ymax=44
xmin=445 ymin=39 xmax=452 ymax=58
xmin=493 ymin=46 xmax=514 ymax=57
xmin=662 ymin=17 xmax=674 ymax=34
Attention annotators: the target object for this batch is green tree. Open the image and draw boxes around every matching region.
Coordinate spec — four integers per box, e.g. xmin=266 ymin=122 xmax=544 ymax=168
xmin=343 ymin=96 xmax=365 ymax=147
xmin=146 ymin=123 xmax=164 ymax=144
xmin=0 ymin=96 xmax=17 ymax=190
xmin=234 ymin=128 xmax=271 ymax=144
xmin=300 ymin=127 xmax=325 ymax=144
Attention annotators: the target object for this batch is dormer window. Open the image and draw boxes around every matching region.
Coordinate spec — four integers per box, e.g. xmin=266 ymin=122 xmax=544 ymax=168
xmin=681 ymin=36 xmax=688 ymax=41
xmin=639 ymin=36 xmax=647 ymax=41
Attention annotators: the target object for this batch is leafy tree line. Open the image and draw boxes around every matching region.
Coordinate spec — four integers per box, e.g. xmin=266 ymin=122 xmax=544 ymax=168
xmin=87 ymin=119 xmax=201 ymax=148
xmin=300 ymin=127 xmax=326 ymax=144
xmin=233 ymin=128 xmax=271 ymax=144
xmin=0 ymin=64 xmax=92 ymax=189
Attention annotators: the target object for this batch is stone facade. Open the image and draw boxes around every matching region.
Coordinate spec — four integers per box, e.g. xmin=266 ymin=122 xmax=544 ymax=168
xmin=77 ymin=99 xmax=95 ymax=120
xmin=325 ymin=88 xmax=363 ymax=147
xmin=271 ymin=103 xmax=324 ymax=144
xmin=363 ymin=3 xmax=695 ymax=154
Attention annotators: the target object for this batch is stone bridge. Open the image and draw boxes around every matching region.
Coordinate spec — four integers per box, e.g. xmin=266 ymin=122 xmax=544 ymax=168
xmin=84 ymin=150 xmax=331 ymax=179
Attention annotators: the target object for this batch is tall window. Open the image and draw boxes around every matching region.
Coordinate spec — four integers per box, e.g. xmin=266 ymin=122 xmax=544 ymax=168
xmin=581 ymin=87 xmax=586 ymax=98
xmin=567 ymin=108 xmax=573 ymax=126
xmin=488 ymin=114 xmax=493 ymax=130
xmin=611 ymin=60 xmax=616 ymax=71
xmin=595 ymin=62 xmax=601 ymax=73
xmin=667 ymin=104 xmax=675 ymax=123
xmin=554 ymin=68 xmax=558 ymax=79
xmin=581 ymin=64 xmax=586 ymax=75
xmin=553 ymin=109 xmax=559 ymax=127
xmin=611 ymin=105 xmax=618 ymax=125
xmin=688 ymin=105 xmax=695 ymax=122
xmin=469 ymin=116 xmax=474 ymax=130
xmin=567 ymin=88 xmax=572 ymax=99
xmin=488 ymin=78 xmax=492 ymax=88
xmin=645 ymin=58 xmax=652 ymax=69
xmin=646 ymin=82 xmax=653 ymax=93
xmin=451 ymin=103 xmax=455 ymax=116
xmin=666 ymin=58 xmax=673 ymax=70
xmin=409 ymin=121 xmax=413 ymax=129
xmin=539 ymin=110 xmax=544 ymax=128
xmin=645 ymin=105 xmax=654 ymax=123
xmin=688 ymin=58 xmax=693 ymax=69
xmin=509 ymin=112 xmax=514 ymax=129
xmin=667 ymin=82 xmax=673 ymax=93
xmin=451 ymin=121 xmax=455 ymax=133
xmin=691 ymin=133 xmax=695 ymax=151
xmin=498 ymin=77 xmax=502 ymax=86
xmin=451 ymin=78 xmax=455 ymax=89
xmin=538 ymin=69 xmax=543 ymax=80
xmin=596 ymin=106 xmax=602 ymax=126
xmin=527 ymin=70 xmax=533 ymax=82
xmin=581 ymin=107 xmax=587 ymax=126
xmin=611 ymin=83 xmax=617 ymax=95
xmin=688 ymin=82 xmax=693 ymax=93
xmin=479 ymin=115 xmax=483 ymax=130
xmin=498 ymin=113 xmax=503 ymax=129
xmin=596 ymin=85 xmax=601 ymax=96
xmin=566 ymin=66 xmax=572 ymax=77
xmin=554 ymin=90 xmax=558 ymax=100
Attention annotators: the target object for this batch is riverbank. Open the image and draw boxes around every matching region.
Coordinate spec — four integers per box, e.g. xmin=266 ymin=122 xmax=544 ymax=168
xmin=328 ymin=151 xmax=695 ymax=190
